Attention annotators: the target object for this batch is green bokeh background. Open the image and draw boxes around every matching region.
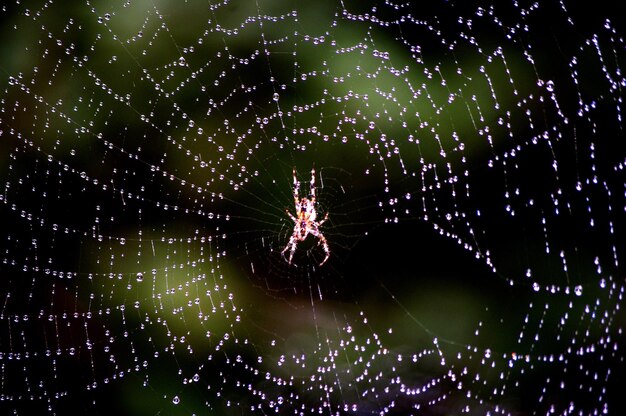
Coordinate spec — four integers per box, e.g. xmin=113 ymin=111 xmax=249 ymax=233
xmin=1 ymin=0 xmax=624 ymax=414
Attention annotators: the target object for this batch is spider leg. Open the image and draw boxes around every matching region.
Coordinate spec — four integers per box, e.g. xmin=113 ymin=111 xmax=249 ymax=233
xmin=309 ymin=227 xmax=330 ymax=266
xmin=285 ymin=209 xmax=296 ymax=223
xmin=292 ymin=167 xmax=300 ymax=205
xmin=281 ymin=233 xmax=298 ymax=264
xmin=318 ymin=232 xmax=330 ymax=265
xmin=310 ymin=167 xmax=316 ymax=203
xmin=317 ymin=211 xmax=329 ymax=226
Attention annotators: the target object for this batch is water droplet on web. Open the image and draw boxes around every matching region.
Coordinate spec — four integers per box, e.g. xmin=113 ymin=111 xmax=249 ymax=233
xmin=172 ymin=396 xmax=180 ymax=405
xmin=574 ymin=285 xmax=583 ymax=296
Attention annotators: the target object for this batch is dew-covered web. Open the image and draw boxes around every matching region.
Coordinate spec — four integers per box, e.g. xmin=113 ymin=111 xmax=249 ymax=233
xmin=1 ymin=0 xmax=625 ymax=414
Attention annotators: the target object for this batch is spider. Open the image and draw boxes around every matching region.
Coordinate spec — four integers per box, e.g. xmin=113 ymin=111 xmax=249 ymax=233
xmin=281 ymin=167 xmax=330 ymax=266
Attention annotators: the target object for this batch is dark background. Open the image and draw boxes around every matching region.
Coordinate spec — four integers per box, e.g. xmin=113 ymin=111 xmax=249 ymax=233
xmin=1 ymin=0 xmax=624 ymax=414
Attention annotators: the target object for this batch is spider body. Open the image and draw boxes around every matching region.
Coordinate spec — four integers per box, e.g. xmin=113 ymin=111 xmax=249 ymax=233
xmin=281 ymin=168 xmax=330 ymax=265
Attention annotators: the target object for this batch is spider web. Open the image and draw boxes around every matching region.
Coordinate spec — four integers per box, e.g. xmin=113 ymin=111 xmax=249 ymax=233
xmin=0 ymin=0 xmax=624 ymax=414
